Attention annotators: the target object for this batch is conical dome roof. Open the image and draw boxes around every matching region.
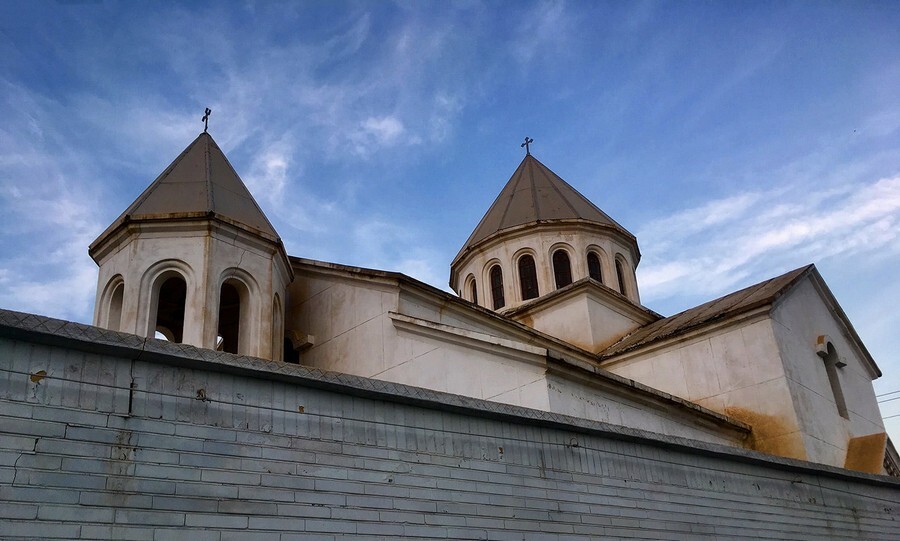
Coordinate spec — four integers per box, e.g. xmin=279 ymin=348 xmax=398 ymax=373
xmin=91 ymin=132 xmax=279 ymax=253
xmin=453 ymin=154 xmax=634 ymax=264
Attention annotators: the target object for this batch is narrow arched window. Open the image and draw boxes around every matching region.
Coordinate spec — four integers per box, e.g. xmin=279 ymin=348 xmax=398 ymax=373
xmin=218 ymin=282 xmax=242 ymax=354
xmin=552 ymin=250 xmax=572 ymax=289
xmin=587 ymin=252 xmax=602 ymax=283
xmin=519 ymin=255 xmax=539 ymax=300
xmin=155 ymin=275 xmax=187 ymax=343
xmin=470 ymin=280 xmax=478 ymax=304
xmin=107 ymin=281 xmax=124 ymax=332
xmin=615 ymin=258 xmax=627 ymax=296
xmin=272 ymin=294 xmax=283 ymax=362
xmin=819 ymin=341 xmax=849 ymax=419
xmin=490 ymin=265 xmax=505 ymax=309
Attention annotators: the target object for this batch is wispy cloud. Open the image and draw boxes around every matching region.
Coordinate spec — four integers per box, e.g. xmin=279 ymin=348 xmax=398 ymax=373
xmin=638 ymin=176 xmax=900 ymax=302
xmin=511 ymin=0 xmax=572 ymax=66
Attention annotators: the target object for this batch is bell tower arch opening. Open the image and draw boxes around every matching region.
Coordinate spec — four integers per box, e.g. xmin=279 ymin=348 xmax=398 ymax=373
xmin=151 ymin=271 xmax=188 ymax=343
xmin=98 ymin=275 xmax=125 ymax=332
xmin=217 ymin=280 xmax=242 ymax=354
xmin=216 ymin=275 xmax=255 ymax=356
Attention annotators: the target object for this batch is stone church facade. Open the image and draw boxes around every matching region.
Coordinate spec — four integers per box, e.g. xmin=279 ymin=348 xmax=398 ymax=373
xmin=1 ymin=131 xmax=898 ymax=539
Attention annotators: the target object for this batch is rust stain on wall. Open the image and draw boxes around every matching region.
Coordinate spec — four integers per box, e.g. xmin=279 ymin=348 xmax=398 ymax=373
xmin=29 ymin=370 xmax=47 ymax=383
xmin=725 ymin=406 xmax=807 ymax=459
xmin=844 ymin=432 xmax=887 ymax=474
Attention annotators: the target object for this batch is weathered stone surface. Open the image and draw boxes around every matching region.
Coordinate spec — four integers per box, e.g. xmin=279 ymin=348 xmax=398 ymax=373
xmin=1 ymin=317 xmax=899 ymax=540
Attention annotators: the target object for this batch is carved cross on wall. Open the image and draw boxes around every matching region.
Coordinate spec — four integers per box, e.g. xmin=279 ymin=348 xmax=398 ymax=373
xmin=202 ymin=108 xmax=212 ymax=133
xmin=521 ymin=137 xmax=534 ymax=155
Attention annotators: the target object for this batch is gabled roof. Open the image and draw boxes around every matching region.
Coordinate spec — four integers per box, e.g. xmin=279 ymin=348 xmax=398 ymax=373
xmin=600 ymin=265 xmax=882 ymax=378
xmin=601 ymin=265 xmax=814 ymax=358
xmin=91 ymin=132 xmax=279 ymax=249
xmin=454 ymin=154 xmax=633 ymax=262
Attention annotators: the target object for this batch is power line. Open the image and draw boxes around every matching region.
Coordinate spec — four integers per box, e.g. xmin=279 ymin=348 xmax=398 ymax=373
xmin=876 ymin=389 xmax=900 ymax=398
xmin=885 ymin=412 xmax=900 ymax=420
xmin=877 ymin=395 xmax=900 ymax=404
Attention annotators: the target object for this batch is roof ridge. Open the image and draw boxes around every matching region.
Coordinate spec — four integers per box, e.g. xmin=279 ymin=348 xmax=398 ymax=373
xmin=600 ymin=265 xmax=815 ymax=358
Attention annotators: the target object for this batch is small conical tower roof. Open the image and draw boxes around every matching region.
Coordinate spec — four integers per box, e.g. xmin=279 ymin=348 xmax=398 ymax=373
xmin=88 ymin=131 xmax=292 ymax=361
xmin=91 ymin=132 xmax=278 ymax=253
xmin=453 ymin=154 xmax=635 ymax=265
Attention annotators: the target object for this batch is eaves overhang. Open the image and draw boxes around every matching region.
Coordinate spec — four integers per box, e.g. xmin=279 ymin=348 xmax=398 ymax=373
xmin=89 ymin=212 xmax=294 ymax=282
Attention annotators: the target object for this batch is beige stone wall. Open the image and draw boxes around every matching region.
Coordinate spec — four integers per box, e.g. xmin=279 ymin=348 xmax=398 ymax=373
xmin=769 ymin=278 xmax=885 ymax=472
xmin=286 ymin=264 xmax=745 ymax=447
xmin=603 ymin=275 xmax=888 ymax=470
xmin=513 ymin=286 xmax=651 ymax=353
xmin=603 ymin=316 xmax=808 ymax=459
xmin=285 ymin=268 xmax=549 ymax=408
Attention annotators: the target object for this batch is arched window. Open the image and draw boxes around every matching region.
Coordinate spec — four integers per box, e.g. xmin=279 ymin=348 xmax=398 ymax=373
xmin=817 ymin=339 xmax=849 ymax=419
xmin=552 ymin=250 xmax=572 ymax=289
xmin=490 ymin=265 xmax=505 ymax=309
xmin=615 ymin=258 xmax=627 ymax=296
xmin=155 ymin=275 xmax=187 ymax=343
xmin=108 ymin=281 xmax=124 ymax=332
xmin=217 ymin=282 xmax=242 ymax=354
xmin=587 ymin=252 xmax=602 ymax=283
xmin=99 ymin=276 xmax=125 ymax=332
xmin=217 ymin=278 xmax=254 ymax=355
xmin=272 ymin=294 xmax=283 ymax=362
xmin=518 ymin=255 xmax=539 ymax=300
xmin=465 ymin=274 xmax=478 ymax=304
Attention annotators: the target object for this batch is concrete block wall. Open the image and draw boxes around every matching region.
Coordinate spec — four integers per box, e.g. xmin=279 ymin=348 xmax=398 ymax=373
xmin=1 ymin=309 xmax=899 ymax=540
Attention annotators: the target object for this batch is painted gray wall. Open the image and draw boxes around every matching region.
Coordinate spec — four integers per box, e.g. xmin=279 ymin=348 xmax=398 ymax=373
xmin=1 ymin=310 xmax=898 ymax=540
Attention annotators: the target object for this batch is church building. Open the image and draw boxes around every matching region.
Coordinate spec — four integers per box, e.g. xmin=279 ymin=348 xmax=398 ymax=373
xmin=87 ymin=131 xmax=895 ymax=476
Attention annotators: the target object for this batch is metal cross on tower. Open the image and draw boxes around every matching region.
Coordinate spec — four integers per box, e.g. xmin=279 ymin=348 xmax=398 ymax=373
xmin=202 ymin=108 xmax=212 ymax=133
xmin=521 ymin=137 xmax=534 ymax=155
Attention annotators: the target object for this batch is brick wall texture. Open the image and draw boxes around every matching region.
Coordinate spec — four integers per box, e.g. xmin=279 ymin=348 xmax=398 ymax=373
xmin=1 ymin=310 xmax=899 ymax=540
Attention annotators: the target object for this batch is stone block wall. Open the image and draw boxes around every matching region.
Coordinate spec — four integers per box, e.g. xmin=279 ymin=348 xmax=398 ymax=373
xmin=1 ymin=309 xmax=898 ymax=540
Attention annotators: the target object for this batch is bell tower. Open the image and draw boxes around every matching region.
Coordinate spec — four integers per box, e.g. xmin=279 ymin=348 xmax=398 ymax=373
xmin=89 ymin=131 xmax=293 ymax=360
xmin=450 ymin=148 xmax=655 ymax=352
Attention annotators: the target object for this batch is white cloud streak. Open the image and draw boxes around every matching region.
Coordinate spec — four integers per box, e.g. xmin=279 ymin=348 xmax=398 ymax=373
xmin=638 ymin=176 xmax=900 ymax=303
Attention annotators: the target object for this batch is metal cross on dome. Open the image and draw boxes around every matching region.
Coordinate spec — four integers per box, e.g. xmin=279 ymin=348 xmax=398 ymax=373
xmin=521 ymin=137 xmax=534 ymax=155
xmin=202 ymin=108 xmax=212 ymax=133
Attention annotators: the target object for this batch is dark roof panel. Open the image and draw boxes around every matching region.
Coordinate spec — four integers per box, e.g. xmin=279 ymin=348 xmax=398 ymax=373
xmin=601 ymin=265 xmax=813 ymax=357
xmin=94 ymin=132 xmax=279 ymax=247
xmin=457 ymin=155 xmax=631 ymax=258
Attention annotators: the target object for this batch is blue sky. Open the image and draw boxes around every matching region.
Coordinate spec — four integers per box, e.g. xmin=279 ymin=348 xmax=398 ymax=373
xmin=2 ymin=1 xmax=899 ymax=440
